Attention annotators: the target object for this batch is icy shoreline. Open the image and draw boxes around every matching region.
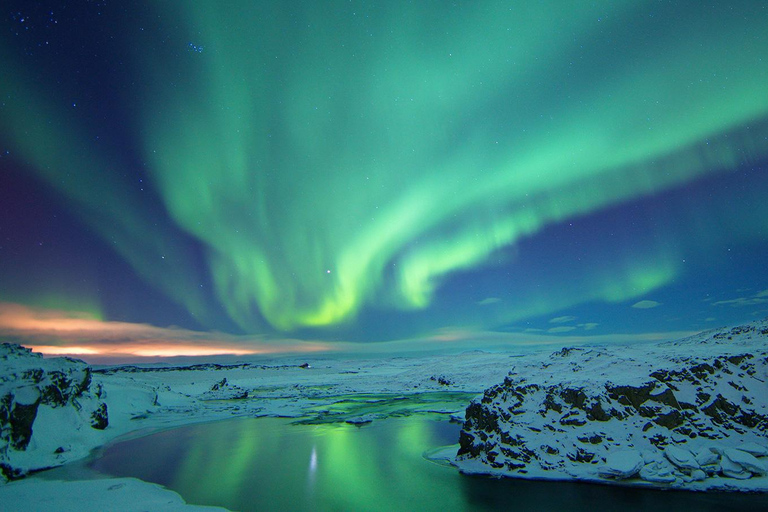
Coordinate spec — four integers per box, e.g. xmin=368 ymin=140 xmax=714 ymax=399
xmin=2 ymin=320 xmax=768 ymax=510
xmin=0 ymin=345 xmax=515 ymax=511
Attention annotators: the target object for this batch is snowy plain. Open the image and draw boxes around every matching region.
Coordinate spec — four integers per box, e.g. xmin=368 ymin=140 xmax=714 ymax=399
xmin=1 ymin=319 xmax=767 ymax=510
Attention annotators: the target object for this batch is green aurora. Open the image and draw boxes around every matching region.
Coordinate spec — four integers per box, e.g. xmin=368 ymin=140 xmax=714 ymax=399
xmin=1 ymin=1 xmax=768 ymax=338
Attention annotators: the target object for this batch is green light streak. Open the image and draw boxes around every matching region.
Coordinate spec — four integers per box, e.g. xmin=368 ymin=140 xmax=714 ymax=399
xmin=2 ymin=1 xmax=767 ymax=333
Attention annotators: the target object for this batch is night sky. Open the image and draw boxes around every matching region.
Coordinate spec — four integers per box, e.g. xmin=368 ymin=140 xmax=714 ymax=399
xmin=1 ymin=1 xmax=767 ymax=357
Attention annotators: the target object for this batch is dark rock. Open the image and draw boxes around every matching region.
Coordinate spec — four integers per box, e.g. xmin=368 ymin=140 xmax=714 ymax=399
xmin=654 ymin=410 xmax=684 ymax=429
xmin=211 ymin=378 xmax=228 ymax=391
xmin=90 ymin=402 xmax=109 ymax=430
xmin=560 ymin=416 xmax=587 ymax=427
xmin=727 ymin=354 xmax=751 ymax=365
xmin=606 ymin=383 xmax=653 ymax=410
xmin=457 ymin=430 xmax=481 ymax=457
xmin=464 ymin=401 xmax=500 ymax=433
xmin=561 ymin=387 xmax=588 ymax=409
xmin=1 ymin=462 xmax=23 ymax=481
xmin=586 ymin=400 xmax=611 ymax=421
xmin=690 ymin=363 xmax=715 ymax=380
xmin=649 ymin=388 xmax=680 ymax=409
xmin=578 ymin=434 xmax=603 ymax=444
xmin=429 ymin=375 xmax=452 ymax=386
xmin=541 ymin=393 xmax=562 ymax=414
xmin=567 ymin=447 xmax=595 ymax=463
xmin=9 ymin=399 xmax=40 ymax=450
xmin=542 ymin=444 xmax=560 ymax=454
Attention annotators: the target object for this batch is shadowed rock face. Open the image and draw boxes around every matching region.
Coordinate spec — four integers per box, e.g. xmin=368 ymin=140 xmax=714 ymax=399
xmin=456 ymin=320 xmax=768 ymax=488
xmin=1 ymin=344 xmax=108 ymax=480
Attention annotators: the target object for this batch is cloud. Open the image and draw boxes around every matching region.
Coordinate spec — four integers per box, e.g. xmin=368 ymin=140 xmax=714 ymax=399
xmin=548 ymin=326 xmax=577 ymax=333
xmin=0 ymin=302 xmax=700 ymax=364
xmin=477 ymin=297 xmax=502 ymax=306
xmin=578 ymin=323 xmax=599 ymax=331
xmin=0 ymin=302 xmax=333 ymax=362
xmin=713 ymin=289 xmax=768 ymax=307
xmin=632 ymin=300 xmax=661 ymax=309
xmin=549 ymin=315 xmax=577 ymax=324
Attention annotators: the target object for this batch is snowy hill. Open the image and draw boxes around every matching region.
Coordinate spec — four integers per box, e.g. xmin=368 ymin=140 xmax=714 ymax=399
xmin=455 ymin=319 xmax=768 ymax=491
xmin=0 ymin=344 xmax=108 ymax=480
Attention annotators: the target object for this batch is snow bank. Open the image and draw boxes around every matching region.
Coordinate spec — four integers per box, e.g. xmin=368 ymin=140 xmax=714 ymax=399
xmin=0 ymin=477 xmax=229 ymax=511
xmin=454 ymin=319 xmax=768 ymax=491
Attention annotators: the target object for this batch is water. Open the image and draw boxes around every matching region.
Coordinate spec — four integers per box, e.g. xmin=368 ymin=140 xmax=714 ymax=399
xmin=89 ymin=416 xmax=767 ymax=512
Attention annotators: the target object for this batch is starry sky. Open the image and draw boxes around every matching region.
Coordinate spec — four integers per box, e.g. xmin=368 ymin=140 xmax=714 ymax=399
xmin=1 ymin=1 xmax=767 ymax=357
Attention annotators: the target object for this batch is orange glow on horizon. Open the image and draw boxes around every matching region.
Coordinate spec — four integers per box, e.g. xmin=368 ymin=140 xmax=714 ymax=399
xmin=24 ymin=341 xmax=332 ymax=359
xmin=1 ymin=302 xmax=334 ymax=360
xmin=26 ymin=345 xmax=101 ymax=355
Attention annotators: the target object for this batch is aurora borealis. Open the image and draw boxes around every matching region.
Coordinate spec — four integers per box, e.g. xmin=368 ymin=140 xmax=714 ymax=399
xmin=1 ymin=1 xmax=768 ymax=352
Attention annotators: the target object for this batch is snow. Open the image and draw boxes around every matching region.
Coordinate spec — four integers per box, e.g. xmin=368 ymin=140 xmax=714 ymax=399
xmin=738 ymin=442 xmax=768 ymax=458
xmin=665 ymin=446 xmax=699 ymax=471
xmin=639 ymin=461 xmax=676 ymax=483
xmin=723 ymin=448 xmax=767 ymax=476
xmin=598 ymin=450 xmax=643 ymax=479
xmin=2 ymin=318 xmax=768 ymax=510
xmin=0 ymin=478 xmax=229 ymax=511
xmin=694 ymin=447 xmax=719 ymax=467
xmin=453 ymin=318 xmax=768 ymax=492
xmin=720 ymin=454 xmax=752 ymax=480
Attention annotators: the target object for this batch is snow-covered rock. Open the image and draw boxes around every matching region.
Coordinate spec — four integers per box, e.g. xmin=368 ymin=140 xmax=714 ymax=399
xmin=694 ymin=447 xmax=719 ymax=467
xmin=720 ymin=453 xmax=752 ymax=479
xmin=689 ymin=469 xmax=707 ymax=481
xmin=1 ymin=344 xmax=110 ymax=480
xmin=454 ymin=319 xmax=768 ymax=490
xmin=737 ymin=442 xmax=768 ymax=458
xmin=664 ymin=446 xmax=699 ymax=471
xmin=639 ymin=461 xmax=676 ymax=483
xmin=199 ymin=378 xmax=249 ymax=400
xmin=723 ymin=448 xmax=767 ymax=476
xmin=598 ymin=450 xmax=643 ymax=479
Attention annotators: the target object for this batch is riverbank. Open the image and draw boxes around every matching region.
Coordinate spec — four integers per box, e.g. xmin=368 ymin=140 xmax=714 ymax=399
xmin=2 ymin=319 xmax=767 ymax=510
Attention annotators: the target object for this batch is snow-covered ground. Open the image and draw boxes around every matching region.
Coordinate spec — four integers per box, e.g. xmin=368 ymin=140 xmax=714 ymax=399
xmin=0 ymin=478 xmax=229 ymax=511
xmin=1 ymin=319 xmax=767 ymax=510
xmin=0 ymin=344 xmax=518 ymax=511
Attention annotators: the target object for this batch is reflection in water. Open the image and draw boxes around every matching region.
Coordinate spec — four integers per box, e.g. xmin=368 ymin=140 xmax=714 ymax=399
xmin=308 ymin=445 xmax=317 ymax=492
xmin=91 ymin=416 xmax=766 ymax=512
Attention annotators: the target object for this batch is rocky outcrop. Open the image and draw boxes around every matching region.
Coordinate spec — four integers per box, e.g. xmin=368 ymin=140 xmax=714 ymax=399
xmin=1 ymin=343 xmax=108 ymax=480
xmin=455 ymin=320 xmax=768 ymax=490
xmin=199 ymin=378 xmax=249 ymax=400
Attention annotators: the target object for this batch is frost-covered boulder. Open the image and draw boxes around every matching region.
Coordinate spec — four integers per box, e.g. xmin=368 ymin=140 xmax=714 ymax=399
xmin=1 ymin=343 xmax=108 ymax=480
xmin=720 ymin=454 xmax=752 ymax=479
xmin=694 ymin=447 xmax=719 ymax=467
xmin=598 ymin=450 xmax=643 ymax=479
xmin=737 ymin=442 xmax=768 ymax=458
xmin=723 ymin=448 xmax=767 ymax=476
xmin=639 ymin=460 xmax=676 ymax=483
xmin=664 ymin=446 xmax=699 ymax=471
xmin=454 ymin=319 xmax=768 ymax=491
